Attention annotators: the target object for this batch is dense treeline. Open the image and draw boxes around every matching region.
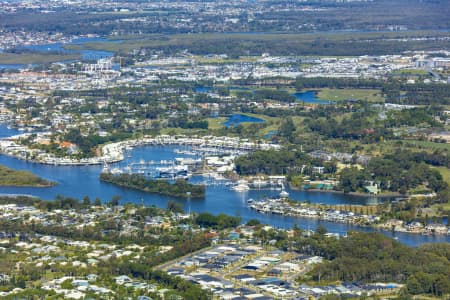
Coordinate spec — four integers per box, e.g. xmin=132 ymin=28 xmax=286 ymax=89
xmin=168 ymin=117 xmax=209 ymax=129
xmin=392 ymin=149 xmax=450 ymax=168
xmin=339 ymin=151 xmax=448 ymax=194
xmin=305 ymin=113 xmax=392 ymax=142
xmin=235 ymin=148 xmax=338 ymax=179
xmin=100 ymin=173 xmax=205 ymax=199
xmin=144 ymin=37 xmax=450 ymax=58
xmin=253 ymin=89 xmax=296 ymax=103
xmin=194 ymin=212 xmax=241 ymax=230
xmin=386 ymin=107 xmax=441 ymax=127
xmin=235 ymin=149 xmax=313 ymax=175
xmin=384 ymin=83 xmax=450 ymax=105
xmin=64 ymin=128 xmax=132 ymax=157
xmin=294 ymin=231 xmax=450 ymax=297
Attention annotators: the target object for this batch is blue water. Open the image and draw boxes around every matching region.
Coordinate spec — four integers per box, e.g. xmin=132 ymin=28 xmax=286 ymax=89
xmin=224 ymin=114 xmax=265 ymax=127
xmin=0 ymin=125 xmax=448 ymax=246
xmin=0 ymin=126 xmax=19 ymax=138
xmin=294 ymin=91 xmax=335 ymax=105
xmin=195 ymin=86 xmax=212 ymax=93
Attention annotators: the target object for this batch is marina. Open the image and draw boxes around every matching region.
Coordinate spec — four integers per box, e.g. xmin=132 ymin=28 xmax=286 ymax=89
xmin=0 ymin=125 xmax=449 ymax=246
xmin=0 ymin=134 xmax=280 ymax=166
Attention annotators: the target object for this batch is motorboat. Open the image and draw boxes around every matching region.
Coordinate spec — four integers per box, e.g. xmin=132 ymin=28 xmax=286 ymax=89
xmin=280 ymin=190 xmax=289 ymax=198
xmin=232 ymin=180 xmax=250 ymax=192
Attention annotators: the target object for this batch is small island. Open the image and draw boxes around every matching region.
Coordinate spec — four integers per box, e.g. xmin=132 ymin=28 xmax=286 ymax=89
xmin=100 ymin=173 xmax=206 ymax=199
xmin=0 ymin=164 xmax=55 ymax=187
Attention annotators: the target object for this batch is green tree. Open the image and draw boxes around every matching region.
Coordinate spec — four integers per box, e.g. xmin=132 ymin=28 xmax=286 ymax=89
xmin=94 ymin=197 xmax=102 ymax=206
xmin=82 ymin=195 xmax=91 ymax=206
xmin=316 ymin=225 xmax=327 ymax=236
xmin=109 ymin=195 xmax=122 ymax=207
xmin=167 ymin=201 xmax=184 ymax=214
xmin=279 ymin=117 xmax=296 ymax=142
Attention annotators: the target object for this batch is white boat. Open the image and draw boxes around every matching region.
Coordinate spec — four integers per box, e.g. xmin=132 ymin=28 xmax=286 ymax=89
xmin=110 ymin=167 xmax=123 ymax=175
xmin=250 ymin=179 xmax=268 ymax=188
xmin=280 ymin=190 xmax=289 ymax=198
xmin=157 ymin=165 xmax=189 ymax=179
xmin=232 ymin=182 xmax=250 ymax=192
xmin=102 ymin=164 xmax=110 ymax=173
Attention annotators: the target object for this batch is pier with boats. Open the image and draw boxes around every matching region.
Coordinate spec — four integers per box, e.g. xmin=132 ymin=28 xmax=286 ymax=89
xmin=247 ymin=197 xmax=450 ymax=235
xmin=0 ymin=134 xmax=281 ymax=166
xmin=249 ymin=197 xmax=379 ymax=224
xmin=103 ymin=158 xmax=199 ymax=180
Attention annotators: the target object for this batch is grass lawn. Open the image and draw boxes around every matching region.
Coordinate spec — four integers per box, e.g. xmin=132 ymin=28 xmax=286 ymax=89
xmin=391 ymin=69 xmax=429 ymax=76
xmin=400 ymin=140 xmax=450 ymax=151
xmin=433 ymin=166 xmax=450 ymax=185
xmin=316 ymin=88 xmax=384 ymax=103
xmin=360 ymin=140 xmax=450 ymax=156
xmin=207 ymin=117 xmax=227 ymax=130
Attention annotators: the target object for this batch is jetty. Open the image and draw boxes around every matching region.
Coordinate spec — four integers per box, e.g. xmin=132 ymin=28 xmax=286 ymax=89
xmin=0 ymin=134 xmax=281 ymax=166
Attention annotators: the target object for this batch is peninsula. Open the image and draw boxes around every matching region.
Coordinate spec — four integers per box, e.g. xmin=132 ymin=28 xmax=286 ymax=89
xmin=100 ymin=173 xmax=206 ymax=199
xmin=0 ymin=164 xmax=55 ymax=187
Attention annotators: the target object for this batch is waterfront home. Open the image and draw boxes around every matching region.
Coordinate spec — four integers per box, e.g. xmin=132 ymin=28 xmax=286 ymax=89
xmin=425 ymin=223 xmax=448 ymax=234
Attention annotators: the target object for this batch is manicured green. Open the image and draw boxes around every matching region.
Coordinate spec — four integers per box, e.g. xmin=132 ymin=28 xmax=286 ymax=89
xmin=316 ymin=88 xmax=384 ymax=103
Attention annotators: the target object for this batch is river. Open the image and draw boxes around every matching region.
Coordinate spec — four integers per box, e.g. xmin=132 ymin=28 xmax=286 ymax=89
xmin=0 ymin=125 xmax=448 ymax=246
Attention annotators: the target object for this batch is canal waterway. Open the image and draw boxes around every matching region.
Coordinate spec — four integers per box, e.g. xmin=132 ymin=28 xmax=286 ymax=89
xmin=0 ymin=125 xmax=448 ymax=246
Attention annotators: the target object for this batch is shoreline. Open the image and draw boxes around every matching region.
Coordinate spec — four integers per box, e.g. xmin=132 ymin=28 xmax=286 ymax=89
xmin=0 ymin=164 xmax=57 ymax=188
xmin=0 ymin=183 xmax=56 ymax=188
xmin=0 ymin=134 xmax=280 ymax=166
xmin=301 ymin=188 xmax=401 ymax=198
xmin=248 ymin=198 xmax=449 ymax=236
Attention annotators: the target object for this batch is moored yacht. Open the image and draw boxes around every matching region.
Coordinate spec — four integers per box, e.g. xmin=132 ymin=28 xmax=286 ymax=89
xmin=232 ymin=180 xmax=250 ymax=192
